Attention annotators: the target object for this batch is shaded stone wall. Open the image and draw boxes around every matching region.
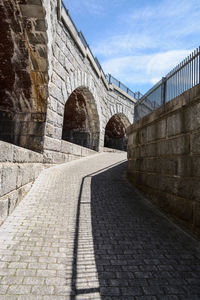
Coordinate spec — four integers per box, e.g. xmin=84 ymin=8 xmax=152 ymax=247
xmin=104 ymin=114 xmax=128 ymax=151
xmin=0 ymin=0 xmax=48 ymax=152
xmin=62 ymin=88 xmax=100 ymax=150
xmin=127 ymin=84 xmax=200 ymax=236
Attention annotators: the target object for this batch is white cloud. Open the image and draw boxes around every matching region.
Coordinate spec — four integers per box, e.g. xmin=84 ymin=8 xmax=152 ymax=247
xmin=146 ymin=50 xmax=192 ymax=81
xmin=128 ymin=0 xmax=198 ymax=22
xmin=65 ymin=0 xmax=104 ymax=15
xmin=65 ymin=0 xmax=199 ymax=93
xmin=65 ymin=0 xmax=127 ymax=16
xmin=93 ymin=34 xmax=158 ymax=56
xmin=92 ymin=0 xmax=200 ymax=59
xmin=102 ymin=49 xmax=192 ymax=87
xmin=83 ymin=0 xmax=104 ymax=15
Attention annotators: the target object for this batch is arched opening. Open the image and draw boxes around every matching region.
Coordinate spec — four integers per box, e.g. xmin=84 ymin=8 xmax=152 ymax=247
xmin=0 ymin=0 xmax=48 ymax=152
xmin=104 ymin=114 xmax=130 ymax=151
xmin=62 ymin=87 xmax=100 ymax=151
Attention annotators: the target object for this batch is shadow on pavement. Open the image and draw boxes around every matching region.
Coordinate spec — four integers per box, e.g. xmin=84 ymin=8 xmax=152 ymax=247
xmin=71 ymin=161 xmax=200 ymax=299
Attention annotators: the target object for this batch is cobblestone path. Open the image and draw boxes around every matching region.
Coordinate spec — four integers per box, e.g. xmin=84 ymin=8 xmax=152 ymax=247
xmin=0 ymin=152 xmax=200 ymax=300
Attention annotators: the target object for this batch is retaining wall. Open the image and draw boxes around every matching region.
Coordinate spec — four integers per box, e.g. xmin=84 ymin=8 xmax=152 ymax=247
xmin=127 ymin=84 xmax=200 ymax=235
xmin=0 ymin=140 xmax=96 ymax=225
xmin=0 ymin=141 xmax=43 ymax=224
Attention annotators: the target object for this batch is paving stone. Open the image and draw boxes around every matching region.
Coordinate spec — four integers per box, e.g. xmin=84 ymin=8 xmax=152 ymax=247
xmin=0 ymin=285 xmax=8 ymax=294
xmin=0 ymin=153 xmax=200 ymax=299
xmin=0 ymin=276 xmax=23 ymax=285
xmin=31 ymin=285 xmax=54 ymax=295
xmin=23 ymin=277 xmax=45 ymax=285
xmin=7 ymin=285 xmax=31 ymax=295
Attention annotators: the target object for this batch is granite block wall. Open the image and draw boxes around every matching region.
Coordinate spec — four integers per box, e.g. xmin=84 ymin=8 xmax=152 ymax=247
xmin=127 ymin=84 xmax=200 ymax=235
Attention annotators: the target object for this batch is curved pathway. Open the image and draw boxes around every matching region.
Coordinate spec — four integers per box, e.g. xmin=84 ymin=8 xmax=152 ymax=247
xmin=0 ymin=152 xmax=200 ymax=299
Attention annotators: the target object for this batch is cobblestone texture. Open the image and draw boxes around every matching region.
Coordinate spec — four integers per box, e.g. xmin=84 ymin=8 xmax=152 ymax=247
xmin=0 ymin=152 xmax=200 ymax=299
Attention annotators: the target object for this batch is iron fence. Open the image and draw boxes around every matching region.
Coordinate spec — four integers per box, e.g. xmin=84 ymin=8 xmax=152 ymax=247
xmin=136 ymin=47 xmax=200 ymax=120
xmin=78 ymin=31 xmax=88 ymax=48
xmin=106 ymin=74 xmax=142 ymax=100
xmin=61 ymin=1 xmax=79 ymax=35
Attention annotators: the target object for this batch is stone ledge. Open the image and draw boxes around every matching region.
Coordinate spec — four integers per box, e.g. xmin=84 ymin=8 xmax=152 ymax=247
xmin=0 ymin=182 xmax=33 ymax=226
xmin=0 ymin=141 xmax=43 ymax=163
xmin=0 ymin=163 xmax=44 ymax=198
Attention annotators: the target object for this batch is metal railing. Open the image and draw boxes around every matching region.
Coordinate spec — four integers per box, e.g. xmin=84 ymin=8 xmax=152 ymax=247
xmin=60 ymin=1 xmax=139 ymax=100
xmin=61 ymin=1 xmax=79 ymax=35
xmin=135 ymin=47 xmax=200 ymax=120
xmin=106 ymin=74 xmax=142 ymax=100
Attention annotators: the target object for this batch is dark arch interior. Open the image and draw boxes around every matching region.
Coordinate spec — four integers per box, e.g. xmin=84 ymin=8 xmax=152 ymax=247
xmin=104 ymin=114 xmax=129 ymax=151
xmin=0 ymin=0 xmax=48 ymax=152
xmin=62 ymin=88 xmax=99 ymax=151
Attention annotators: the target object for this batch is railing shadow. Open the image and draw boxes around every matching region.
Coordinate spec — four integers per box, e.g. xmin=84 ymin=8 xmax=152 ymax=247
xmin=70 ymin=160 xmax=200 ymax=299
xmin=69 ymin=160 xmax=126 ymax=299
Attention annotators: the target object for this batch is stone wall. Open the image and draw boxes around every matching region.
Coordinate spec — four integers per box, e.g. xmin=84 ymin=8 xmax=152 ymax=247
xmin=0 ymin=139 xmax=96 ymax=225
xmin=0 ymin=0 xmax=135 ymax=223
xmin=0 ymin=0 xmax=135 ymax=163
xmin=127 ymin=84 xmax=200 ymax=236
xmin=0 ymin=141 xmax=43 ymax=224
xmin=0 ymin=0 xmax=48 ymax=152
xmin=42 ymin=0 xmax=135 ymax=162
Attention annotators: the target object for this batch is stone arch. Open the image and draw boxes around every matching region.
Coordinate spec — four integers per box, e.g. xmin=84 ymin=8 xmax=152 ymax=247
xmin=0 ymin=0 xmax=48 ymax=152
xmin=62 ymin=86 xmax=100 ymax=151
xmin=104 ymin=113 xmax=131 ymax=151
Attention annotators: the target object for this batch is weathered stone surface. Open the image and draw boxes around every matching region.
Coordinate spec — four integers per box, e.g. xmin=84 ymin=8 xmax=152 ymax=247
xmin=61 ymin=140 xmax=73 ymax=154
xmin=167 ymin=112 xmax=183 ymax=137
xmin=52 ymin=152 xmax=66 ymax=164
xmin=127 ymin=86 xmax=200 ymax=236
xmin=177 ymin=156 xmax=200 ymax=177
xmin=145 ymin=157 xmax=177 ymax=175
xmin=191 ymin=132 xmax=200 ymax=154
xmin=0 ymin=0 xmax=48 ymax=153
xmin=1 ymin=165 xmax=17 ymax=196
xmin=147 ymin=119 xmax=166 ymax=141
xmin=0 ymin=198 xmax=8 ymax=224
xmin=185 ymin=102 xmax=200 ymax=131
xmin=158 ymin=135 xmax=190 ymax=156
xmin=17 ymin=165 xmax=34 ymax=188
xmin=43 ymin=137 xmax=61 ymax=152
xmin=81 ymin=146 xmax=96 ymax=157
xmin=20 ymin=5 xmax=44 ymax=18
xmin=7 ymin=190 xmax=19 ymax=215
xmin=0 ymin=142 xmax=13 ymax=162
xmin=194 ymin=202 xmax=200 ymax=228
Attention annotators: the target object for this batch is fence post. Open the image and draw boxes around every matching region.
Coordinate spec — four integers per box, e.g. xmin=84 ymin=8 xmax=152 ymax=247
xmin=199 ymin=47 xmax=200 ymax=85
xmin=57 ymin=0 xmax=61 ymax=21
xmin=161 ymin=77 xmax=166 ymax=105
xmin=108 ymin=74 xmax=111 ymax=84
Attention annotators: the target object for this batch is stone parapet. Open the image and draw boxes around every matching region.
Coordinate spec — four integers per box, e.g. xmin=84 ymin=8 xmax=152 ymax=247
xmin=127 ymin=84 xmax=200 ymax=236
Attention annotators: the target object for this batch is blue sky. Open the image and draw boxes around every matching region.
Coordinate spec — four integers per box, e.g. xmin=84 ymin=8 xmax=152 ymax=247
xmin=63 ymin=0 xmax=200 ymax=94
